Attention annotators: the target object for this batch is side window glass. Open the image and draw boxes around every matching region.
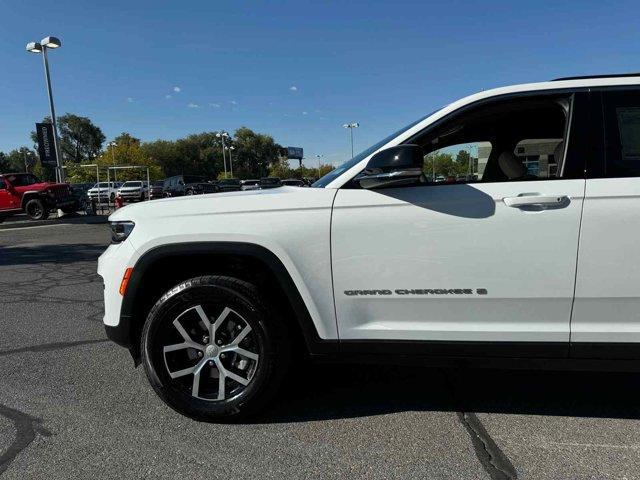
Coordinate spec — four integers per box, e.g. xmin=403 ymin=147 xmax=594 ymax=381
xmin=602 ymin=90 xmax=640 ymax=177
xmin=413 ymin=94 xmax=571 ymax=184
xmin=514 ymin=138 xmax=564 ymax=179
xmin=424 ymin=142 xmax=491 ymax=183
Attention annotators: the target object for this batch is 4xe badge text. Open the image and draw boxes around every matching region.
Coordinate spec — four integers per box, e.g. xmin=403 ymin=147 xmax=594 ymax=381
xmin=344 ymin=288 xmax=488 ymax=296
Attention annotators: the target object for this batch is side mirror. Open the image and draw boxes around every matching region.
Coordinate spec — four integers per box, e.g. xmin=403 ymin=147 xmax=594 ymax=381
xmin=355 ymin=144 xmax=424 ymax=189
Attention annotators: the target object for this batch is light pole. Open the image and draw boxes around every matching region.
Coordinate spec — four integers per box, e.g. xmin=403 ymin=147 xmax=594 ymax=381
xmin=225 ymin=145 xmax=235 ymax=177
xmin=108 ymin=142 xmax=118 ymax=182
xmin=315 ymin=154 xmax=323 ymax=179
xmin=216 ymin=132 xmax=229 ymax=178
xmin=26 ymin=36 xmax=64 ymax=182
xmin=342 ymin=122 xmax=359 ymax=159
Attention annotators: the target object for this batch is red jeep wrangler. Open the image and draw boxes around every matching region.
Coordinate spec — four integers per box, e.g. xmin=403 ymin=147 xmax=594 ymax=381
xmin=0 ymin=173 xmax=74 ymax=222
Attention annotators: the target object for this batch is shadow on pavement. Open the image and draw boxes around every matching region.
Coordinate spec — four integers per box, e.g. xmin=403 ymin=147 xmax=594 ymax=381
xmin=0 ymin=243 xmax=106 ymax=266
xmin=258 ymin=363 xmax=640 ymax=423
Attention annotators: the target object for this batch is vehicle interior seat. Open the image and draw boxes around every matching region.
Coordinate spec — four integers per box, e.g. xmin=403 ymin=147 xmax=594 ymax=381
xmin=498 ymin=149 xmax=527 ymax=179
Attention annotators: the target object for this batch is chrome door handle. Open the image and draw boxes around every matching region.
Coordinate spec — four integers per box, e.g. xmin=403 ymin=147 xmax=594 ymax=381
xmin=503 ymin=195 xmax=569 ymax=208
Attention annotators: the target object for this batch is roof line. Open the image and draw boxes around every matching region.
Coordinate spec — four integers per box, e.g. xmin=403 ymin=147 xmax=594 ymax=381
xmin=552 ymin=73 xmax=640 ymax=81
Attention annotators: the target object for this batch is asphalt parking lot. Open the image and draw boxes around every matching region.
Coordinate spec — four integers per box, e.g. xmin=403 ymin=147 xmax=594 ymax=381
xmin=1 ymin=222 xmax=640 ymax=479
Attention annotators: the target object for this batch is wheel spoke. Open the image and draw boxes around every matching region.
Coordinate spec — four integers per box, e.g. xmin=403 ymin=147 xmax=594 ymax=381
xmin=217 ymin=370 xmax=226 ymax=400
xmin=163 ymin=340 xmax=202 ymax=353
xmin=172 ymin=318 xmax=194 ymax=343
xmin=212 ymin=307 xmax=233 ymax=338
xmin=230 ymin=325 xmax=252 ymax=346
xmin=192 ymin=368 xmax=201 ymax=397
xmin=194 ymin=305 xmax=212 ymax=333
xmin=169 ymin=365 xmax=196 ymax=379
xmin=220 ymin=365 xmax=250 ymax=386
xmin=221 ymin=345 xmax=259 ymax=361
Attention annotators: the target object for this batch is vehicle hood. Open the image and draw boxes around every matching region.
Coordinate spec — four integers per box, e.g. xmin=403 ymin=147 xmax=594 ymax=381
xmin=109 ymin=186 xmax=337 ymax=222
xmin=14 ymin=182 xmax=63 ymax=192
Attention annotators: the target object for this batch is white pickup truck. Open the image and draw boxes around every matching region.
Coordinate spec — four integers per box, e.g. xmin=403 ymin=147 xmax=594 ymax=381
xmin=117 ymin=181 xmax=148 ymax=202
xmin=87 ymin=181 xmax=122 ymax=203
xmin=99 ymin=74 xmax=640 ymax=421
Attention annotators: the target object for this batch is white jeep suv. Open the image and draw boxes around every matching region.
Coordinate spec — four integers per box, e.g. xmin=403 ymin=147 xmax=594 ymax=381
xmin=99 ymin=74 xmax=640 ymax=421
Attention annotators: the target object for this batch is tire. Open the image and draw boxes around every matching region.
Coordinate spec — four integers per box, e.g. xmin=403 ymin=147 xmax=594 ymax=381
xmin=186 ymin=189 xmax=194 ymax=196
xmin=141 ymin=275 xmax=290 ymax=422
xmin=24 ymin=198 xmax=49 ymax=220
xmin=110 ymin=192 xmax=115 ymax=202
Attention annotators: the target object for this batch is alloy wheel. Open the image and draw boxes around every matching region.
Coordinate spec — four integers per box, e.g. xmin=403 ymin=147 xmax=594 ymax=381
xmin=161 ymin=305 xmax=260 ymax=401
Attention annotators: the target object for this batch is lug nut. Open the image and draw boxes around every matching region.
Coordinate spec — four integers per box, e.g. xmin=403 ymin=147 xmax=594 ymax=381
xmin=208 ymin=360 xmax=214 ymax=366
xmin=220 ymin=353 xmax=226 ymax=359
xmin=236 ymin=325 xmax=242 ymax=331
xmin=217 ymin=340 xmax=223 ymax=345
xmin=202 ymin=336 xmax=209 ymax=343
xmin=197 ymin=351 xmax=203 ymax=358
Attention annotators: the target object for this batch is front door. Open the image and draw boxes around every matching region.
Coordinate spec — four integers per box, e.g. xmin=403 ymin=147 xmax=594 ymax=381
xmin=0 ymin=179 xmax=16 ymax=211
xmin=331 ymin=91 xmax=588 ymax=356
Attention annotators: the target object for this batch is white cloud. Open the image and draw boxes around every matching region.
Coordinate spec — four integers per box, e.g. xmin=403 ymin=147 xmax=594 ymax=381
xmin=173 ymin=86 xmax=181 ymax=93
xmin=209 ymin=103 xmax=221 ymax=108
xmin=126 ymin=97 xmax=134 ymax=103
xmin=289 ymin=86 xmax=298 ymax=92
xmin=230 ymin=100 xmax=238 ymax=105
xmin=187 ymin=102 xmax=200 ymax=108
xmin=302 ymin=111 xmax=308 ymax=115
xmin=165 ymin=94 xmax=172 ymax=99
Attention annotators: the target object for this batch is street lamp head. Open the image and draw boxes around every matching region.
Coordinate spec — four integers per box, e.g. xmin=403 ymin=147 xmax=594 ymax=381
xmin=343 ymin=122 xmax=359 ymax=129
xmin=26 ymin=41 xmax=43 ymax=53
xmin=41 ymin=36 xmax=61 ymax=49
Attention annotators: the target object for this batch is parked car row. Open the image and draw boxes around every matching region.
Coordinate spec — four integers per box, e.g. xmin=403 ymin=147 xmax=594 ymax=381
xmin=0 ymin=171 xmax=317 ymax=222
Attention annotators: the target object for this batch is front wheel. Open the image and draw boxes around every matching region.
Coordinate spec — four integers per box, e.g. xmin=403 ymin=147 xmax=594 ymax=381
xmin=24 ymin=198 xmax=49 ymax=220
xmin=141 ymin=276 xmax=290 ymax=422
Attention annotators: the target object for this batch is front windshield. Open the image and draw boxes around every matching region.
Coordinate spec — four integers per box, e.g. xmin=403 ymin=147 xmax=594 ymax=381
xmin=122 ymin=181 xmax=142 ymax=187
xmin=312 ymin=111 xmax=440 ymax=188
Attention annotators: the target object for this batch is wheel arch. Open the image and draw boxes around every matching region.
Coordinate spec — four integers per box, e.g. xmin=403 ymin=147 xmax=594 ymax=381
xmin=20 ymin=191 xmax=44 ymax=209
xmin=113 ymin=242 xmax=336 ymax=364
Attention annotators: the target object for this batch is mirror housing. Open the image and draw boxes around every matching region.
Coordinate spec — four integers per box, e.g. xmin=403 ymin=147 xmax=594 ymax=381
xmin=355 ymin=144 xmax=424 ymax=189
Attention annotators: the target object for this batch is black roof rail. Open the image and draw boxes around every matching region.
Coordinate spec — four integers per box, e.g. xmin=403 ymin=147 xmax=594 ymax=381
xmin=552 ymin=73 xmax=640 ymax=81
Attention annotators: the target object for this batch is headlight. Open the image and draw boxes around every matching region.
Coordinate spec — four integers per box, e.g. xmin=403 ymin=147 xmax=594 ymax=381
xmin=110 ymin=221 xmax=135 ymax=243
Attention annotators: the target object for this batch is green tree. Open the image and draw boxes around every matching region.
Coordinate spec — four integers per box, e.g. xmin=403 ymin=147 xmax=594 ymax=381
xmin=424 ymin=152 xmax=457 ymax=178
xmin=232 ymin=127 xmax=282 ymax=178
xmin=31 ymin=114 xmax=105 ymax=164
xmin=2 ymin=148 xmax=35 ymax=174
xmin=93 ymin=133 xmax=162 ymax=183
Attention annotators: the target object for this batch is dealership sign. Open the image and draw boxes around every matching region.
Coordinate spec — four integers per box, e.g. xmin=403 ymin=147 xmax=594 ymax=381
xmin=286 ymin=146 xmax=303 ymax=160
xmin=35 ymin=122 xmax=58 ymax=165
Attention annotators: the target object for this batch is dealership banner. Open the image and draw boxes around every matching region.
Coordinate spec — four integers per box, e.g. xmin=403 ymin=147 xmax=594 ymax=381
xmin=287 ymin=146 xmax=303 ymax=160
xmin=35 ymin=122 xmax=58 ymax=165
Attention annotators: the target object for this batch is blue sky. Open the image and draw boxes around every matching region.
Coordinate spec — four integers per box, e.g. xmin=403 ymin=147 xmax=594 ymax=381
xmin=2 ymin=0 xmax=640 ymax=167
